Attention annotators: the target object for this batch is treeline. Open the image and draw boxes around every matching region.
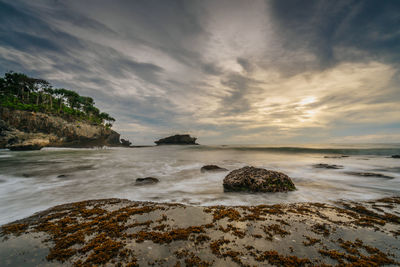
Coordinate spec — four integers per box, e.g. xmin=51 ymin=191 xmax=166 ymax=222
xmin=0 ymin=71 xmax=115 ymax=127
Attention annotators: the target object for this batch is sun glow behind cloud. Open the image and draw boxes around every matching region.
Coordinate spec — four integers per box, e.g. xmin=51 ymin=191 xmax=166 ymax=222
xmin=197 ymin=61 xmax=396 ymax=134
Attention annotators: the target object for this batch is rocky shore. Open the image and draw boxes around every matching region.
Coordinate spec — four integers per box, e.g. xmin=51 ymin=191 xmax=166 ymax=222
xmin=1 ymin=197 xmax=399 ymax=266
xmin=0 ymin=107 xmax=128 ymax=150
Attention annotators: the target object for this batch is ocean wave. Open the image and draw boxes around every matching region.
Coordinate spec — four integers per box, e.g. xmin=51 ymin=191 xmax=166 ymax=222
xmin=189 ymin=145 xmax=400 ymax=156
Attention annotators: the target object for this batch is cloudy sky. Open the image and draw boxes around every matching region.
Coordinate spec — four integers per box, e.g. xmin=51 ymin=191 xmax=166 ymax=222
xmin=1 ymin=0 xmax=399 ymax=145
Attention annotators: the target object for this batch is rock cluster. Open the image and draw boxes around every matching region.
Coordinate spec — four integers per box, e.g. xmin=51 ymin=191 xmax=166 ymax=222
xmin=155 ymin=134 xmax=198 ymax=145
xmin=223 ymin=166 xmax=296 ymax=193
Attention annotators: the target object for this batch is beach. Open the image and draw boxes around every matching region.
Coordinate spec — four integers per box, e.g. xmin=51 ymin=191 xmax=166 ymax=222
xmin=1 ymin=144 xmax=400 ymax=225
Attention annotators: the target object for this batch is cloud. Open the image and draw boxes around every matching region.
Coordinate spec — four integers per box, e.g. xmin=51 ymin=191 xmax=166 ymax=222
xmin=237 ymin=58 xmax=254 ymax=73
xmin=268 ymin=0 xmax=400 ymax=69
xmin=0 ymin=0 xmax=399 ymax=144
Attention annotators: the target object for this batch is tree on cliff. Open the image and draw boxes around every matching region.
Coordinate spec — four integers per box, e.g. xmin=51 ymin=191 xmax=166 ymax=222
xmin=0 ymin=71 xmax=115 ymax=127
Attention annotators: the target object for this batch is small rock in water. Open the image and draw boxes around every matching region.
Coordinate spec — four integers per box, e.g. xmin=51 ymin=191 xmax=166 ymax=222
xmin=135 ymin=177 xmax=159 ymax=185
xmin=120 ymin=138 xmax=132 ymax=147
xmin=324 ymin=155 xmax=349 ymax=158
xmin=391 ymin=155 xmax=400 ymax=158
xmin=223 ymin=166 xmax=296 ymax=193
xmin=345 ymin=172 xmax=393 ymax=179
xmin=200 ymin=165 xmax=228 ymax=173
xmin=8 ymin=144 xmax=43 ymax=151
xmin=313 ymin=163 xmax=343 ymax=169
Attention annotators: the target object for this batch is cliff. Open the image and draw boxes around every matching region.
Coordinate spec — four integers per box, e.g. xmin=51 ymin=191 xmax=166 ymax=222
xmin=0 ymin=107 xmax=124 ymax=150
xmin=155 ymin=134 xmax=198 ymax=145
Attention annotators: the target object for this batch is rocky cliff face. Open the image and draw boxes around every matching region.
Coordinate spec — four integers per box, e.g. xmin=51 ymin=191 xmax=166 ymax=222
xmin=0 ymin=107 xmax=123 ymax=150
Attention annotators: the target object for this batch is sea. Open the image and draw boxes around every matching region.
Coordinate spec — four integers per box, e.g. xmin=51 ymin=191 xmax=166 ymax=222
xmin=1 ymin=144 xmax=400 ymax=225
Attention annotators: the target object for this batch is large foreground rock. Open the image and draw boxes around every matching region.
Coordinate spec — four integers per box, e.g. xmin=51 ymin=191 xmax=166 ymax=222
xmin=155 ymin=134 xmax=198 ymax=145
xmin=223 ymin=166 xmax=296 ymax=192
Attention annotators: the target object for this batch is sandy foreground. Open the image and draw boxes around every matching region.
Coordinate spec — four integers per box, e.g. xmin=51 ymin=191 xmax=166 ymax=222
xmin=1 ymin=197 xmax=399 ymax=266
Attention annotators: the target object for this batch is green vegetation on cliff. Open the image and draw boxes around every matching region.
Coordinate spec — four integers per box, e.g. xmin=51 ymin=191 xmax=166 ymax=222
xmin=0 ymin=71 xmax=115 ymax=127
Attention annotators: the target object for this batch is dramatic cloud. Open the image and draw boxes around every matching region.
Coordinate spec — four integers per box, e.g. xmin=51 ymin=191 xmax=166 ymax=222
xmin=1 ymin=0 xmax=399 ymax=144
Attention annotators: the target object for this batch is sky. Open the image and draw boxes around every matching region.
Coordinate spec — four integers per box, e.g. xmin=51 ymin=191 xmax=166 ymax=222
xmin=0 ymin=0 xmax=399 ymax=145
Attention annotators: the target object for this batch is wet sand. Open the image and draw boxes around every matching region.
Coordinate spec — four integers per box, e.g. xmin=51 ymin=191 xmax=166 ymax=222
xmin=1 ymin=197 xmax=400 ymax=266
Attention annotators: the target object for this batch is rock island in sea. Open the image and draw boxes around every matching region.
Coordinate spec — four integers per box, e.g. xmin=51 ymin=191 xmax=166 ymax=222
xmin=155 ymin=134 xmax=198 ymax=145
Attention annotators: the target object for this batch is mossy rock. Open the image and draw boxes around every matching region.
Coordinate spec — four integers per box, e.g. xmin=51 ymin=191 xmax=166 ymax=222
xmin=223 ymin=166 xmax=296 ymax=193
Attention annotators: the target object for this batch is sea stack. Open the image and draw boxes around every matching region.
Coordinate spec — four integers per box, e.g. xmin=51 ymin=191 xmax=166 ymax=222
xmin=155 ymin=134 xmax=198 ymax=145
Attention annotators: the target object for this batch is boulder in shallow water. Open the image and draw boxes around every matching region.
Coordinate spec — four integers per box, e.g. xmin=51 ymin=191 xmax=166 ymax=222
xmin=135 ymin=177 xmax=159 ymax=185
xmin=313 ymin=163 xmax=343 ymax=169
xmin=223 ymin=166 xmax=296 ymax=193
xmin=201 ymin=165 xmax=228 ymax=173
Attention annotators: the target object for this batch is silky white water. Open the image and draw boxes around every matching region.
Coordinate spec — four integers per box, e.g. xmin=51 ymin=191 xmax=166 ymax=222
xmin=1 ymin=144 xmax=400 ymax=225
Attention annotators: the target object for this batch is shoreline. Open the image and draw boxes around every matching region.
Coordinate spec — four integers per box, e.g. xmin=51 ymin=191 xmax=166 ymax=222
xmin=1 ymin=197 xmax=399 ymax=266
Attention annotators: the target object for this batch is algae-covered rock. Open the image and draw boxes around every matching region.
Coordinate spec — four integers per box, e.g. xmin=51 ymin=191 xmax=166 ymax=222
xmin=1 ymin=197 xmax=399 ymax=266
xmin=223 ymin=166 xmax=296 ymax=192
